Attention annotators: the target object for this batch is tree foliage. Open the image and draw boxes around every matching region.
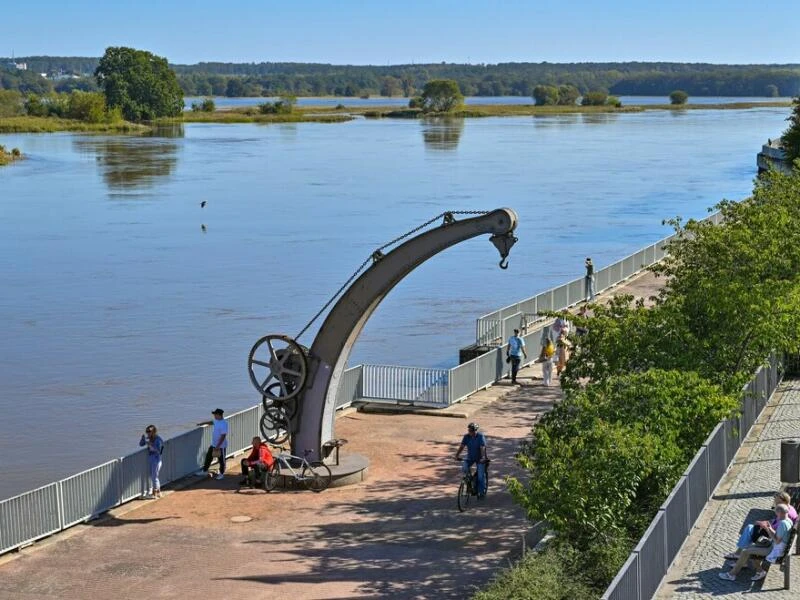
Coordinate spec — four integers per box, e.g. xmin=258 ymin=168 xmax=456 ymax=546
xmin=670 ymin=90 xmax=689 ymax=104
xmin=532 ymin=84 xmax=559 ymax=106
xmin=504 ymin=167 xmax=800 ymax=595
xmin=94 ymin=47 xmax=183 ymax=121
xmin=581 ymin=90 xmax=608 ymax=106
xmin=782 ymin=96 xmax=800 ymax=161
xmin=420 ymin=79 xmax=463 ymax=112
xmin=7 ymin=58 xmax=800 ymax=99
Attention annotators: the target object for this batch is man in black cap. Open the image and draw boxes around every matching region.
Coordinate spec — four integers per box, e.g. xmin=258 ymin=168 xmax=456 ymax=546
xmin=195 ymin=408 xmax=228 ymax=480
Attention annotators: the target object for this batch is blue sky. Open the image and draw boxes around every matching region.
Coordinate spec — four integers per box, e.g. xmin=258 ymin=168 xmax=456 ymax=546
xmin=4 ymin=0 xmax=798 ymax=64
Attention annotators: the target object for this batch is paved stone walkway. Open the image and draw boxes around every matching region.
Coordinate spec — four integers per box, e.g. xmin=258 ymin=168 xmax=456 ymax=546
xmin=658 ymin=380 xmax=800 ymax=598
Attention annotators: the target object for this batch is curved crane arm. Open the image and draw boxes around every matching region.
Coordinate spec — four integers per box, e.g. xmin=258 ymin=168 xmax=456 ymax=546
xmin=293 ymin=208 xmax=518 ymax=461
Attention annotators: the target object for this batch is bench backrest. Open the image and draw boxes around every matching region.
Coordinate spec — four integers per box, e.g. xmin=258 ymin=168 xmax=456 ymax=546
xmin=777 ymin=519 xmax=799 ymax=563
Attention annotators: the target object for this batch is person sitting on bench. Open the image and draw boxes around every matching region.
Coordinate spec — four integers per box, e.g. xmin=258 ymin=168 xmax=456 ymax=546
xmin=239 ymin=437 xmax=274 ymax=487
xmin=719 ymin=503 xmax=794 ymax=582
xmin=723 ymin=491 xmax=798 ymax=561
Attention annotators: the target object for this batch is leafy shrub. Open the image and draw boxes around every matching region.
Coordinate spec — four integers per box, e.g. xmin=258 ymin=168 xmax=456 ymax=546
xmin=669 ymin=90 xmax=689 ymax=104
xmin=335 ymin=103 xmax=346 ymax=110
xmin=191 ymin=98 xmax=215 ymax=112
xmin=11 ymin=147 xmax=21 ymax=157
xmin=581 ymin=90 xmax=608 ymax=106
xmin=0 ymin=90 xmax=24 ymax=118
xmin=532 ymin=84 xmax=559 ymax=106
xmin=66 ymin=91 xmax=107 ymax=123
xmin=606 ymin=95 xmax=622 ymax=107
xmin=474 ymin=544 xmax=593 ymax=600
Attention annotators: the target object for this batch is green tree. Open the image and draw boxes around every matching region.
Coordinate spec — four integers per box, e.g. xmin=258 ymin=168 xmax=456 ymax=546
xmin=606 ymin=95 xmax=622 ymax=107
xmin=191 ymin=98 xmax=215 ymax=112
xmin=420 ymin=79 xmax=463 ymax=112
xmin=781 ymin=96 xmax=800 ymax=161
xmin=581 ymin=90 xmax=608 ymax=106
xmin=556 ymin=84 xmax=580 ymax=106
xmin=94 ymin=47 xmax=184 ymax=121
xmin=225 ymin=77 xmax=244 ymax=97
xmin=66 ymin=91 xmax=107 ymax=122
xmin=0 ymin=90 xmax=23 ymax=117
xmin=765 ymin=84 xmax=779 ymax=97
xmin=532 ymin=84 xmax=559 ymax=106
xmin=669 ymin=90 xmax=689 ymax=105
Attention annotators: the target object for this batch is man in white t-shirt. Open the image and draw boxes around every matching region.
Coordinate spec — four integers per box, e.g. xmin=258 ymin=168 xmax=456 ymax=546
xmin=195 ymin=408 xmax=229 ymax=480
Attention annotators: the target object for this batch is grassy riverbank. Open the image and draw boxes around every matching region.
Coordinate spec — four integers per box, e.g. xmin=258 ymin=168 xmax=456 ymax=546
xmin=0 ymin=144 xmax=23 ymax=165
xmin=0 ymin=100 xmax=791 ymax=133
xmin=0 ymin=116 xmax=149 ymax=134
xmin=170 ymin=109 xmax=354 ymax=124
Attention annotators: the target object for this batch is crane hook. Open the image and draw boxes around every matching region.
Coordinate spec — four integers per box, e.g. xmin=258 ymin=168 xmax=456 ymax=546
xmin=499 ymin=256 xmax=510 ymax=269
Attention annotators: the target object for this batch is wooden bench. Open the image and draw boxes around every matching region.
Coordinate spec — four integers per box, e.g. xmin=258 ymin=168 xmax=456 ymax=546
xmin=774 ymin=519 xmax=798 ymax=590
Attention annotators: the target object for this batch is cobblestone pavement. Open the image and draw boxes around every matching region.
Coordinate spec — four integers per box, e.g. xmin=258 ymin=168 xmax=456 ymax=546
xmin=658 ymin=380 xmax=800 ymax=599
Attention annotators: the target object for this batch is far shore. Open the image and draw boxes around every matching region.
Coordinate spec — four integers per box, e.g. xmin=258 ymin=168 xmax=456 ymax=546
xmin=0 ymin=100 xmax=792 ymax=134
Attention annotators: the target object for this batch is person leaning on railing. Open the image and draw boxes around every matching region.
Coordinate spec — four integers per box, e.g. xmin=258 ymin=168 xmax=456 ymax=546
xmin=139 ymin=425 xmax=164 ymax=499
xmin=719 ymin=503 xmax=794 ymax=582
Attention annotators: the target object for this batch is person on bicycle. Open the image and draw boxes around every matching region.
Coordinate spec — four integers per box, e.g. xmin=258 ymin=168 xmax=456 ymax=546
xmin=239 ymin=437 xmax=275 ymax=487
xmin=455 ymin=422 xmax=487 ymax=498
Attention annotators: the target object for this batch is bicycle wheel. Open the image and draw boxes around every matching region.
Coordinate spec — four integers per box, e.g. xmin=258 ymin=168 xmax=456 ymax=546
xmin=457 ymin=479 xmax=471 ymax=512
xmin=260 ymin=406 xmax=290 ymax=444
xmin=263 ymin=463 xmax=279 ymax=492
xmin=301 ymin=461 xmax=332 ymax=493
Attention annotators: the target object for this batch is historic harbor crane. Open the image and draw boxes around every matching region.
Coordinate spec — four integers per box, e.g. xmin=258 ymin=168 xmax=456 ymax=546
xmin=247 ymin=208 xmax=518 ymax=462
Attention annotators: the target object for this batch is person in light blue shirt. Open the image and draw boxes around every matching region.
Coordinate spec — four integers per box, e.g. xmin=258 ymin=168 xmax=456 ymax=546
xmin=454 ymin=422 xmax=488 ymax=498
xmin=195 ymin=408 xmax=228 ymax=480
xmin=506 ymin=328 xmax=527 ymax=384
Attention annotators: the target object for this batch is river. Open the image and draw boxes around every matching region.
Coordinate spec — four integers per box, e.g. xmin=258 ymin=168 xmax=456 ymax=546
xmin=0 ymin=106 xmax=789 ymax=499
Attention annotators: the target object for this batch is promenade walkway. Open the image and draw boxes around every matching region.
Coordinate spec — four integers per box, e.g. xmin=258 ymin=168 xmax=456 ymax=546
xmin=658 ymin=380 xmax=800 ymax=598
xmin=0 ymin=271 xmax=661 ymax=600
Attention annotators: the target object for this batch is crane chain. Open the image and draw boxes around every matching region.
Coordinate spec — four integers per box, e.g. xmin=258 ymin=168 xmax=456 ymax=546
xmin=295 ymin=210 xmax=489 ymax=341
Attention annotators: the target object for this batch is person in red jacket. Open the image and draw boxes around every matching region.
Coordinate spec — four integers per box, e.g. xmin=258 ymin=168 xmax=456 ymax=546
xmin=239 ymin=437 xmax=275 ymax=487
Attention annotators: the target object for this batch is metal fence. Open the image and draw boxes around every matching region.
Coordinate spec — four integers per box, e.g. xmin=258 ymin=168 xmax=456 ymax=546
xmin=475 ymin=240 xmax=672 ymax=346
xmin=475 ymin=211 xmax=727 ymax=347
xmin=0 ymin=404 xmax=260 ymax=555
xmin=602 ymin=354 xmax=781 ymax=600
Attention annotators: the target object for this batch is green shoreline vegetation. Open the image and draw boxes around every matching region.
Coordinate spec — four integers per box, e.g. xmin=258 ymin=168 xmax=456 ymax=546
xmin=0 ymin=100 xmax=792 ymax=133
xmin=474 ymin=164 xmax=800 ymax=599
xmin=0 ymin=144 xmax=23 ymax=165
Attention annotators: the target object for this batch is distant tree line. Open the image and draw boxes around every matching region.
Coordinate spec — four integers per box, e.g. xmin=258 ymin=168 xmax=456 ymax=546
xmin=2 ymin=58 xmax=800 ymax=98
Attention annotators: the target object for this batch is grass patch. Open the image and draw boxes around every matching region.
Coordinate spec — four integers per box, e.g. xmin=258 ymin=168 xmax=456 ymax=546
xmin=174 ymin=109 xmax=354 ymax=124
xmin=0 ymin=145 xmax=23 ymax=166
xmin=0 ymin=116 xmax=148 ymax=133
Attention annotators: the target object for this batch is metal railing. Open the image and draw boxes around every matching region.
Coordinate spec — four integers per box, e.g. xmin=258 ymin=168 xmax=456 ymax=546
xmin=476 ymin=210 xmax=724 ymax=347
xmin=0 ymin=365 xmax=365 ymax=556
xmin=602 ymin=353 xmax=782 ymax=600
xmin=0 ymin=214 xmax=727 ymax=556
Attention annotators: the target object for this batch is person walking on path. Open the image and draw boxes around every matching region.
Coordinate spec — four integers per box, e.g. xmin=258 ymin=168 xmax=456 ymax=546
xmin=454 ymin=422 xmax=488 ymax=498
xmin=556 ymin=332 xmax=572 ymax=378
xmin=139 ymin=425 xmax=164 ymax=499
xmin=541 ymin=337 xmax=555 ymax=386
xmin=506 ymin=328 xmax=527 ymax=384
xmin=196 ymin=408 xmax=228 ymax=480
xmin=584 ymin=257 xmax=595 ymax=301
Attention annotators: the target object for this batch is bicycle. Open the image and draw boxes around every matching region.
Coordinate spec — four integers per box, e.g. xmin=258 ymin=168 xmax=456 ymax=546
xmin=264 ymin=447 xmax=332 ymax=493
xmin=455 ymin=458 xmax=490 ymax=512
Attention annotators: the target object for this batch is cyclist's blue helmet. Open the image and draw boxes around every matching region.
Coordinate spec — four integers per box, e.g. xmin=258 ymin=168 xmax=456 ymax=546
xmin=468 ymin=422 xmax=479 ymax=431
